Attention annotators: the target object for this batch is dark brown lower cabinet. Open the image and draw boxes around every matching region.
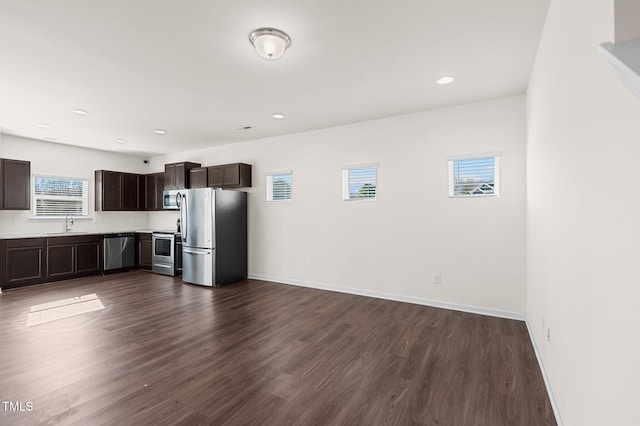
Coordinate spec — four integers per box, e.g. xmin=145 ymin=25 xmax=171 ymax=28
xmin=0 ymin=236 xmax=102 ymax=289
xmin=46 ymin=236 xmax=102 ymax=283
xmin=76 ymin=240 xmax=101 ymax=276
xmin=137 ymin=233 xmax=152 ymax=270
xmin=175 ymin=234 xmax=182 ymax=276
xmin=1 ymin=238 xmax=45 ymax=288
xmin=47 ymin=244 xmax=76 ymax=281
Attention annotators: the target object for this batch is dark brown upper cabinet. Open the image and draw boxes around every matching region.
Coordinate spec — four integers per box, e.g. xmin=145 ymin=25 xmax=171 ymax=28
xmin=99 ymin=170 xmax=122 ymax=210
xmin=207 ymin=163 xmax=252 ymax=188
xmin=122 ymin=173 xmax=143 ymax=210
xmin=95 ymin=170 xmax=144 ymax=211
xmin=0 ymin=158 xmax=31 ymax=210
xmin=189 ymin=167 xmax=208 ymax=189
xmin=144 ymin=172 xmax=165 ymax=211
xmin=164 ymin=162 xmax=201 ymax=190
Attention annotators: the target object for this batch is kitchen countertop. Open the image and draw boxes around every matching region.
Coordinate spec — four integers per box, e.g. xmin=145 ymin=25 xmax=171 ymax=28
xmin=0 ymin=229 xmax=166 ymax=240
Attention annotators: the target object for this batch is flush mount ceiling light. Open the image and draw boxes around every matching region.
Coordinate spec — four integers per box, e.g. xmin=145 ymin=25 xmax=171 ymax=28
xmin=249 ymin=28 xmax=291 ymax=60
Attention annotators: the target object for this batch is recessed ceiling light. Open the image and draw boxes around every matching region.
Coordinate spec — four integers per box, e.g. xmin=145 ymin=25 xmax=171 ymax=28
xmin=115 ymin=139 xmax=127 ymax=144
xmin=272 ymin=113 xmax=285 ymax=119
xmin=72 ymin=109 xmax=89 ymax=115
xmin=37 ymin=123 xmax=51 ymax=129
xmin=154 ymin=129 xmax=167 ymax=135
xmin=437 ymin=76 xmax=455 ymax=85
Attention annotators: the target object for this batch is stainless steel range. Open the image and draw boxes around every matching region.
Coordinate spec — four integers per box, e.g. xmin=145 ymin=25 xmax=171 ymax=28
xmin=152 ymin=231 xmax=175 ymax=276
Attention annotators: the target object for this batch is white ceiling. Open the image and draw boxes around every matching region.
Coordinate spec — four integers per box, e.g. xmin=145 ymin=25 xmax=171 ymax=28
xmin=0 ymin=0 xmax=550 ymax=156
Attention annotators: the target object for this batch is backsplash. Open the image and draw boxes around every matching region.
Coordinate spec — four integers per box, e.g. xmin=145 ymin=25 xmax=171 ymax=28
xmin=0 ymin=210 xmax=150 ymax=236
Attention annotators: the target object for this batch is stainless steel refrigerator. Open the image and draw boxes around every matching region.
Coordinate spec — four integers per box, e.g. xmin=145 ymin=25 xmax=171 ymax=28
xmin=180 ymin=188 xmax=247 ymax=287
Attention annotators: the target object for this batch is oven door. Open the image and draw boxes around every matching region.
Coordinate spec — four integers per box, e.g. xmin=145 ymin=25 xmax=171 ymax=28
xmin=152 ymin=233 xmax=174 ymax=264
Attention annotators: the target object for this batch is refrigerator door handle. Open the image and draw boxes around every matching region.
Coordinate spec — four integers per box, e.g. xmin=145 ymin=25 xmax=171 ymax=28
xmin=183 ymin=248 xmax=213 ymax=255
xmin=180 ymin=192 xmax=187 ymax=244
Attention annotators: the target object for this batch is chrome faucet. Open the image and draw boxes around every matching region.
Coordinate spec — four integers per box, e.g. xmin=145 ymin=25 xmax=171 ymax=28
xmin=65 ymin=215 xmax=74 ymax=232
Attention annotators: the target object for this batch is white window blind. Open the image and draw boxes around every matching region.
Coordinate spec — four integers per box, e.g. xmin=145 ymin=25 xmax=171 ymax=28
xmin=33 ymin=176 xmax=89 ymax=217
xmin=266 ymin=172 xmax=292 ymax=202
xmin=342 ymin=165 xmax=377 ymax=200
xmin=448 ymin=156 xmax=499 ymax=197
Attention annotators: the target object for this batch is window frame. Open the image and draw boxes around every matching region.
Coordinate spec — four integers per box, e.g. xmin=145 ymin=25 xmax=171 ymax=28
xmin=265 ymin=171 xmax=293 ymax=202
xmin=341 ymin=163 xmax=378 ymax=201
xmin=32 ymin=174 xmax=90 ymax=218
xmin=448 ymin=155 xmax=500 ymax=198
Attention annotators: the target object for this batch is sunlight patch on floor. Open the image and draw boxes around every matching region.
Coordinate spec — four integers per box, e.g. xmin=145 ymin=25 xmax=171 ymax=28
xmin=26 ymin=294 xmax=105 ymax=327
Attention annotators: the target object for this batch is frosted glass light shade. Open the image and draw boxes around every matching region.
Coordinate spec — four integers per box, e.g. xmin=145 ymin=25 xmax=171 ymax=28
xmin=249 ymin=28 xmax=291 ymax=60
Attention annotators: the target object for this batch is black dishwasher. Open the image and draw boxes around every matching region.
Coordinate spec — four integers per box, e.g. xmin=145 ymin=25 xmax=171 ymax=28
xmin=103 ymin=233 xmax=136 ymax=272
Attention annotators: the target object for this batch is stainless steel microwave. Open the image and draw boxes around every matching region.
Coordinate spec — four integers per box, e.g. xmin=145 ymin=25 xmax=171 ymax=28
xmin=162 ymin=189 xmax=182 ymax=210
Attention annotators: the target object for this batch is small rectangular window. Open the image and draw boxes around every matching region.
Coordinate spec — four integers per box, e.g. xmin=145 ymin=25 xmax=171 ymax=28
xmin=266 ymin=172 xmax=292 ymax=202
xmin=342 ymin=165 xmax=377 ymax=201
xmin=33 ymin=175 xmax=89 ymax=217
xmin=448 ymin=156 xmax=499 ymax=197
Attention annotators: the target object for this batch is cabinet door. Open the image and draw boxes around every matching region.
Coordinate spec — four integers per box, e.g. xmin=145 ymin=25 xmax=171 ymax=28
xmin=208 ymin=166 xmax=224 ymax=187
xmin=145 ymin=172 xmax=165 ymax=210
xmin=175 ymin=237 xmax=183 ymax=276
xmin=47 ymin=244 xmax=76 ymax=281
xmin=145 ymin=174 xmax=156 ymax=210
xmin=154 ymin=173 xmax=165 ymax=210
xmin=76 ymin=241 xmax=101 ymax=276
xmin=137 ymin=233 xmax=152 ymax=269
xmin=122 ymin=174 xmax=142 ymax=210
xmin=174 ymin=163 xmax=186 ymax=189
xmin=102 ymin=171 xmax=123 ymax=210
xmin=4 ymin=240 xmax=45 ymax=288
xmin=224 ymin=164 xmax=243 ymax=187
xmin=164 ymin=164 xmax=176 ymax=189
xmin=190 ymin=167 xmax=208 ymax=188
xmin=1 ymin=159 xmax=31 ymax=210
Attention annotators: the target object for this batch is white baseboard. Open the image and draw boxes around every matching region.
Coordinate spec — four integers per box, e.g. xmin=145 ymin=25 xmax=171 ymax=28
xmin=247 ymin=274 xmax=525 ymax=321
xmin=524 ymin=319 xmax=564 ymax=426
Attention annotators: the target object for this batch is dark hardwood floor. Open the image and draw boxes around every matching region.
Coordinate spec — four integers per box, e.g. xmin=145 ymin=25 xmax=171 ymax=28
xmin=0 ymin=271 xmax=556 ymax=425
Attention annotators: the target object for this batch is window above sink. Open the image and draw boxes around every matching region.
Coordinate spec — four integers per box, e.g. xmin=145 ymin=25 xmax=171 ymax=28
xmin=32 ymin=175 xmax=89 ymax=218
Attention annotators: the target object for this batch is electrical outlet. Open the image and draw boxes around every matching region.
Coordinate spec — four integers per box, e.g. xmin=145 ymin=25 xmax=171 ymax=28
xmin=305 ymin=259 xmax=311 ymax=269
xmin=433 ymin=274 xmax=442 ymax=285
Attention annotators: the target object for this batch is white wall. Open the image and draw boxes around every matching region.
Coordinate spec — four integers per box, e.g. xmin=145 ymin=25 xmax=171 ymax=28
xmin=615 ymin=0 xmax=640 ymax=42
xmin=0 ymin=135 xmax=150 ymax=235
xmin=526 ymin=0 xmax=640 ymax=424
xmin=150 ymin=95 xmax=527 ymax=315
